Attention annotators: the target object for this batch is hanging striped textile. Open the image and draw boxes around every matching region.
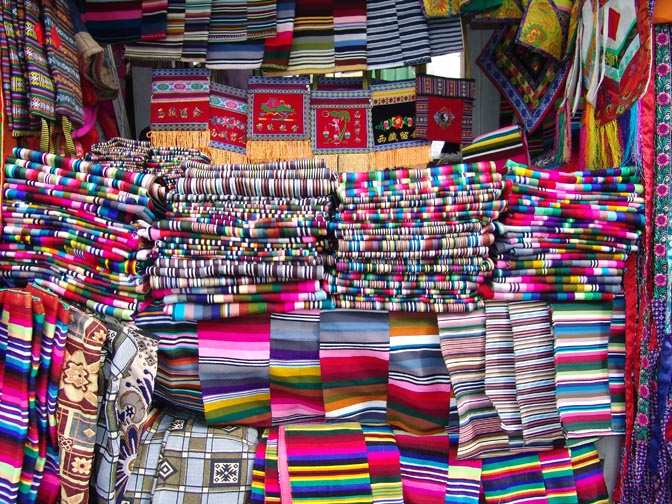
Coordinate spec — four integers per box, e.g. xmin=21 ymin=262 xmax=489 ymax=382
xmin=247 ymin=0 xmax=277 ymax=40
xmin=438 ymin=309 xmax=510 ymax=458
xmin=281 ymin=0 xmax=335 ymax=74
xmin=249 ymin=428 xmax=268 ymax=504
xmin=140 ymin=0 xmax=168 ymax=40
xmin=568 ymin=442 xmax=610 ymax=504
xmin=206 ymin=39 xmax=266 ymax=69
xmin=319 ymin=310 xmax=389 ymax=423
xmin=57 ymin=305 xmax=107 ymax=504
xmin=481 ymin=452 xmax=548 ymax=504
xmin=362 ymin=425 xmax=403 ymax=504
xmin=124 ymin=0 xmax=186 ymax=61
xmin=133 ymin=301 xmax=203 ymax=412
xmin=484 ymin=300 xmax=524 ymax=448
xmin=445 ymin=447 xmax=483 ymax=504
xmin=264 ymin=427 xmax=281 ymax=503
xmin=208 ymin=0 xmax=247 ymax=41
xmin=261 ymin=0 xmax=296 ymax=70
xmin=280 ymin=422 xmax=374 ymax=503
xmin=83 ymin=0 xmax=142 ymax=43
xmin=333 ymin=0 xmax=366 ymax=71
xmin=269 ymin=310 xmax=324 ymax=424
xmin=508 ymin=300 xmax=564 ymax=447
xmin=387 ymin=312 xmax=452 ymax=434
xmin=538 ymin=448 xmax=579 ymax=504
xmin=198 ymin=316 xmax=272 ymax=426
xmin=551 ymin=301 xmax=613 ymax=437
xmin=395 ymin=429 xmax=450 ymax=504
xmin=0 ymin=290 xmax=34 ymax=503
xmin=396 ymin=0 xmax=431 ymax=66
xmin=608 ymin=294 xmax=626 ymax=433
xmin=365 ymin=0 xmax=404 ymax=70
xmin=426 ymin=15 xmax=464 ymax=56
xmin=180 ymin=0 xmax=213 ymax=62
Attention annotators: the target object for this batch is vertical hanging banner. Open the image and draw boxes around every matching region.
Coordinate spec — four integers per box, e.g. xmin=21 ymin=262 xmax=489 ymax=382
xmin=310 ymin=88 xmax=372 ymax=155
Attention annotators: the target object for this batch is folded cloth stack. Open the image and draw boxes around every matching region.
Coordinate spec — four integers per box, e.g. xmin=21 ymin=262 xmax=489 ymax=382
xmin=0 ymin=147 xmax=167 ymax=320
xmin=326 ymin=162 xmax=511 ymax=313
xmin=481 ymin=161 xmax=645 ymax=302
xmin=87 ymin=137 xmax=211 ymax=191
xmin=145 ymin=159 xmax=339 ymax=320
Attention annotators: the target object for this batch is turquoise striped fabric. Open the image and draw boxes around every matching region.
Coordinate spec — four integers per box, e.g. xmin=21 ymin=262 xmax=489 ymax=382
xmin=445 ymin=447 xmax=482 ymax=504
xmin=395 ymin=429 xmax=450 ymax=503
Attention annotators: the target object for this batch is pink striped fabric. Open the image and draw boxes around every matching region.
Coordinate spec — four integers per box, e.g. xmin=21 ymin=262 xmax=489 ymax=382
xmin=395 ymin=429 xmax=450 ymax=504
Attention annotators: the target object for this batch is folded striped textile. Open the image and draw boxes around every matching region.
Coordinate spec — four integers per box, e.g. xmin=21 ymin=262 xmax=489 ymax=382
xmin=461 ymin=125 xmax=530 ymax=172
xmin=57 ymin=304 xmax=107 ymax=504
xmin=82 ymin=0 xmax=142 ymax=43
xmin=608 ymin=295 xmax=626 ymax=433
xmin=280 ymin=423 xmax=374 ymax=503
xmin=269 ymin=310 xmax=324 ymax=424
xmin=249 ymin=429 xmax=268 ymax=504
xmin=568 ymin=442 xmax=610 ymax=504
xmin=333 ymin=0 xmax=366 ymax=71
xmin=508 ymin=301 xmax=564 ymax=447
xmin=208 ymin=82 xmax=248 ymax=163
xmin=415 ymin=74 xmax=476 ymax=145
xmin=261 ymin=0 xmax=295 ymax=70
xmin=438 ymin=309 xmax=511 ymax=458
xmin=538 ymin=448 xmax=579 ymax=504
xmin=362 ymin=425 xmax=403 ymax=504
xmin=198 ymin=316 xmax=272 ymax=426
xmin=551 ymin=301 xmax=614 ymax=438
xmin=133 ymin=301 xmax=203 ymax=412
xmin=387 ymin=312 xmax=453 ymax=434
xmin=395 ymin=429 xmax=450 ymax=504
xmin=319 ymin=310 xmax=389 ymax=424
xmin=365 ymin=0 xmax=404 ymax=70
xmin=263 ymin=427 xmax=281 ymax=502
xmin=124 ymin=0 xmax=186 ymax=61
xmin=481 ymin=452 xmax=548 ymax=503
xmin=445 ymin=447 xmax=483 ymax=504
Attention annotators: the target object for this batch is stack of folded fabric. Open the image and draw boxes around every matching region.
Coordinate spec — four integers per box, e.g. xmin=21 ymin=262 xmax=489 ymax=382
xmin=0 ymin=148 xmax=167 ymax=320
xmin=87 ymin=137 xmax=211 ymax=192
xmin=146 ymin=158 xmax=338 ymax=320
xmin=326 ymin=162 xmax=510 ymax=313
xmin=482 ymin=161 xmax=645 ymax=301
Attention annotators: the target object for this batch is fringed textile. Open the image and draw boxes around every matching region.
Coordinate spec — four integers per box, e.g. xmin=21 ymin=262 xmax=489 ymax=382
xmin=209 ymin=82 xmax=248 ymax=164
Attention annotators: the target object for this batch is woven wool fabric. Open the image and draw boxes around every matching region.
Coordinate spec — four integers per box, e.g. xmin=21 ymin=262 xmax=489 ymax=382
xmin=438 ymin=309 xmax=511 ymax=458
xmin=141 ymin=0 xmax=168 ymax=40
xmin=198 ymin=315 xmax=272 ymax=426
xmin=261 ymin=0 xmax=295 ymax=70
xmin=42 ymin=0 xmax=84 ymax=129
xmin=568 ymin=442 xmax=610 ymax=504
xmin=263 ymin=427 xmax=281 ymax=503
xmin=0 ymin=290 xmax=34 ymax=503
xmin=281 ymin=422 xmax=374 ymax=503
xmin=150 ymin=67 xmax=211 ymax=133
xmin=208 ymin=0 xmax=247 ymax=41
xmin=124 ymin=0 xmax=186 ymax=61
xmin=319 ymin=310 xmax=389 ymax=424
xmin=206 ymin=38 xmax=266 ymax=70
xmin=281 ymin=0 xmax=335 ymax=74
xmin=249 ymin=428 xmax=267 ymax=504
xmin=333 ymin=0 xmax=366 ymax=71
xmin=483 ymin=300 xmax=524 ymax=448
xmin=426 ymin=15 xmax=464 ymax=57
xmin=476 ymin=22 xmax=571 ymax=133
xmin=538 ymin=448 xmax=579 ymax=504
xmin=151 ymin=414 xmax=258 ymax=503
xmin=395 ymin=429 xmax=450 ymax=504
xmin=310 ymin=89 xmax=372 ymax=155
xmin=56 ymin=305 xmax=106 ymax=504
xmin=508 ymin=300 xmax=564 ymax=447
xmin=82 ymin=0 xmax=142 ymax=43
xmin=269 ymin=310 xmax=324 ymax=425
xmin=396 ymin=0 xmax=431 ymax=66
xmin=551 ymin=301 xmax=613 ymax=438
xmin=365 ymin=0 xmax=404 ymax=70
xmin=133 ymin=301 xmax=203 ymax=412
xmin=445 ymin=447 xmax=483 ymax=504
xmin=247 ymin=76 xmax=310 ymax=140
xmin=415 ymin=74 xmax=475 ymax=144
xmin=361 ymin=425 xmax=403 ymax=504
xmin=209 ymin=82 xmax=248 ymax=157
xmin=481 ymin=452 xmax=548 ymax=503
xmin=608 ymin=294 xmax=626 ymax=433
xmin=386 ymin=312 xmax=453 ymax=435
xmin=180 ymin=0 xmax=213 ymax=62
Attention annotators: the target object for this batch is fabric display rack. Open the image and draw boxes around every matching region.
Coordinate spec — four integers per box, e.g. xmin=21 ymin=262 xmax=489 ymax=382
xmin=0 ymin=0 xmax=670 ymax=504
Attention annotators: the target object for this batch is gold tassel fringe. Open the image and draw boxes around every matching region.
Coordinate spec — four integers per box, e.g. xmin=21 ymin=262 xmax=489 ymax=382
xmin=246 ymin=139 xmax=313 ymax=163
xmin=148 ymin=129 xmax=211 ymax=154
xmin=373 ymin=146 xmax=432 ymax=171
xmin=315 ymin=154 xmax=340 ymax=172
xmin=209 ymin=147 xmax=248 ymax=165
xmin=597 ymin=119 xmax=622 ymax=168
xmin=337 ymin=152 xmax=376 ymax=173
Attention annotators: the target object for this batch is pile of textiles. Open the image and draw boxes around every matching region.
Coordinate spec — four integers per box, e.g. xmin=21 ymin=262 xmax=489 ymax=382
xmin=0 ymin=148 xmax=167 ymax=320
xmin=325 ymin=162 xmax=510 ymax=312
xmin=145 ymin=158 xmax=338 ymax=320
xmin=87 ymin=137 xmax=211 ymax=191
xmin=250 ymin=422 xmax=610 ymax=504
xmin=481 ymin=161 xmax=645 ymax=301
xmin=0 ymin=284 xmax=109 ymax=504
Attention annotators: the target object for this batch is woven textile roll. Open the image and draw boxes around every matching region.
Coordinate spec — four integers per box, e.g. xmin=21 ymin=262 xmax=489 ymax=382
xmin=438 ymin=309 xmax=510 ymax=458
xmin=269 ymin=310 xmax=324 ymax=424
xmin=198 ymin=316 xmax=272 ymax=426
xmin=319 ymin=310 xmax=389 ymax=424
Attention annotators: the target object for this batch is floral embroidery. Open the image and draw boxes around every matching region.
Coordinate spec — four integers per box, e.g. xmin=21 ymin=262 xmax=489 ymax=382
xmin=62 ymin=349 xmax=99 ymax=405
xmin=71 ymin=456 xmax=92 ymax=475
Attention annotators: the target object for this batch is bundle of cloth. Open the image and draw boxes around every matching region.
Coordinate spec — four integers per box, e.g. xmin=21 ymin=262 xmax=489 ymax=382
xmin=86 ymin=137 xmax=211 ymax=191
xmin=482 ymin=160 xmax=645 ymax=301
xmin=145 ymin=158 xmax=338 ymax=320
xmin=0 ymin=147 xmax=166 ymax=319
xmin=326 ymin=162 xmax=511 ymax=312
